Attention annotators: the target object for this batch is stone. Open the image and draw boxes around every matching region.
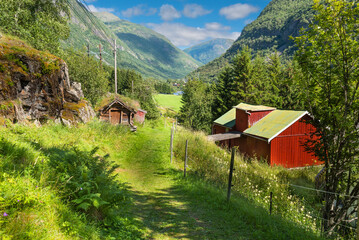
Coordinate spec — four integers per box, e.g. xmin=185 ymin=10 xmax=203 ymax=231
xmin=0 ymin=40 xmax=95 ymax=125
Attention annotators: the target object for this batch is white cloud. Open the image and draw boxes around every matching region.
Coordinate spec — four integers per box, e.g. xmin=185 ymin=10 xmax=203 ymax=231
xmin=205 ymin=22 xmax=230 ymax=31
xmin=121 ymin=4 xmax=157 ymax=18
xmin=83 ymin=0 xmax=97 ymax=3
xmin=147 ymin=22 xmax=240 ymax=47
xmin=183 ymin=4 xmax=211 ymax=18
xmin=159 ymin=4 xmax=181 ymax=21
xmin=87 ymin=4 xmax=115 ymax=13
xmin=220 ymin=3 xmax=259 ymax=20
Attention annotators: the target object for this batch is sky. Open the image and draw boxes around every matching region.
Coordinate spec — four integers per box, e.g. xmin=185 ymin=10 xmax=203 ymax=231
xmin=84 ymin=0 xmax=272 ymax=49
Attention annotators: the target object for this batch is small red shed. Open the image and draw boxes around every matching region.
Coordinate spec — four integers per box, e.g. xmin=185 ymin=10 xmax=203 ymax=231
xmin=209 ymin=103 xmax=321 ymax=168
xmin=134 ymin=109 xmax=147 ymax=124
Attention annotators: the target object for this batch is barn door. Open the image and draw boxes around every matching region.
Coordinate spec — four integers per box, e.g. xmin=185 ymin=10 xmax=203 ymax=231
xmin=110 ymin=110 xmax=121 ymax=125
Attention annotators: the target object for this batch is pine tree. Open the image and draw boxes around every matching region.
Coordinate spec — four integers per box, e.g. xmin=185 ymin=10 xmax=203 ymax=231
xmin=213 ymin=66 xmax=233 ymax=119
xmin=229 ymin=46 xmax=253 ymax=106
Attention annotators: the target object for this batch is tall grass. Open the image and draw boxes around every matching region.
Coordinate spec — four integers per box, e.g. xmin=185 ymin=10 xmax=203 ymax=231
xmin=173 ymin=127 xmax=322 ymax=236
xmin=0 ymin=120 xmax=144 ymax=239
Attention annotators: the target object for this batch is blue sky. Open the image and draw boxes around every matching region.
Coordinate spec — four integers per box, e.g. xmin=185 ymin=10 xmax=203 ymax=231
xmin=84 ymin=0 xmax=272 ymax=49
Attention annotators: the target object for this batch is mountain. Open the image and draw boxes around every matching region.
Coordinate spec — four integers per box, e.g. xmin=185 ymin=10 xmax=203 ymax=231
xmin=64 ymin=0 xmax=201 ymax=80
xmin=190 ymin=0 xmax=314 ymax=81
xmin=184 ymin=38 xmax=234 ymax=64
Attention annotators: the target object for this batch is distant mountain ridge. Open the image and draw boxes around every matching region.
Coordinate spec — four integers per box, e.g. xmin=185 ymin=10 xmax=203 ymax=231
xmin=190 ymin=0 xmax=314 ymax=81
xmin=64 ymin=0 xmax=201 ymax=80
xmin=184 ymin=38 xmax=234 ymax=64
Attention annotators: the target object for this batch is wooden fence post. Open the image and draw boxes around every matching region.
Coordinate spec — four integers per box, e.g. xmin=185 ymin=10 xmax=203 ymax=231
xmin=356 ymin=199 xmax=359 ymax=240
xmin=270 ymin=192 xmax=273 ymax=215
xmin=227 ymin=148 xmax=235 ymax=202
xmin=184 ymin=140 xmax=188 ymax=177
xmin=170 ymin=124 xmax=174 ymax=163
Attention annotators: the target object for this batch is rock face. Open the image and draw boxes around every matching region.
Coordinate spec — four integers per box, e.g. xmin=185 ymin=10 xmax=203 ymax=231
xmin=0 ymin=36 xmax=95 ymax=125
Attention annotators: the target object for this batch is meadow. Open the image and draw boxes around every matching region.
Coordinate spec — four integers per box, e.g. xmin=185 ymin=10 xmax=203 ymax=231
xmin=154 ymin=94 xmax=182 ymax=112
xmin=0 ymin=119 xmax=327 ymax=239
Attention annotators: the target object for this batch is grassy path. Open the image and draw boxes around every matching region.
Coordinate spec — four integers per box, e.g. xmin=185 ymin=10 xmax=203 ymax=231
xmin=117 ymin=124 xmax=202 ymax=239
xmin=115 ymin=122 xmax=322 ymax=240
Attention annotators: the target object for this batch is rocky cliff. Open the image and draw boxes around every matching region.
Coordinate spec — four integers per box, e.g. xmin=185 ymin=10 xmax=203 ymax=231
xmin=0 ymin=35 xmax=94 ymax=125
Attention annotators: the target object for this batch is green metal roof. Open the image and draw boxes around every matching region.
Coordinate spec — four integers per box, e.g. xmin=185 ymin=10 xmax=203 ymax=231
xmin=244 ymin=110 xmax=308 ymax=142
xmin=213 ymin=108 xmax=236 ymax=128
xmin=235 ymin=103 xmax=276 ymax=112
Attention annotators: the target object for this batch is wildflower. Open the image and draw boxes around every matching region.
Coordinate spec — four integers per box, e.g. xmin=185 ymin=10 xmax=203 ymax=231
xmin=36 ymin=186 xmax=38 ymax=188
xmin=80 ymin=187 xmax=83 ymax=190
xmin=3 ymin=212 xmax=8 ymax=217
xmin=17 ymin=200 xmax=20 ymax=202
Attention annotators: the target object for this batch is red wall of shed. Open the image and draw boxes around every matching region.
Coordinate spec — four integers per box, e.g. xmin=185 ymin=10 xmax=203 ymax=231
xmin=235 ymin=109 xmax=273 ymax=132
xmin=270 ymin=115 xmax=321 ymax=168
xmin=238 ymin=135 xmax=270 ymax=163
xmin=135 ymin=111 xmax=146 ymax=123
xmin=212 ymin=124 xmax=227 ymax=134
xmin=235 ymin=110 xmax=249 ymax=132
xmin=248 ymin=111 xmax=273 ymax=128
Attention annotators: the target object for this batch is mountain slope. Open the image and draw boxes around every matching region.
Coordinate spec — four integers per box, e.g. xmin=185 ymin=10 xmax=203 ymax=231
xmin=190 ymin=0 xmax=314 ymax=81
xmin=64 ymin=1 xmax=201 ymax=80
xmin=184 ymin=38 xmax=234 ymax=64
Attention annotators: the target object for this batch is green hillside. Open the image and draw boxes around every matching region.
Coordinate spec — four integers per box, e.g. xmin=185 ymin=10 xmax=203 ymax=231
xmin=65 ymin=1 xmax=201 ymax=80
xmin=190 ymin=0 xmax=314 ymax=81
xmin=184 ymin=38 xmax=234 ymax=64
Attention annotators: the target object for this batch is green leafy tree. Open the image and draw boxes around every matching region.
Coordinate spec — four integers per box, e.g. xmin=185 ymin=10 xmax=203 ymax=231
xmin=295 ymin=0 xmax=359 ymax=235
xmin=0 ymin=0 xmax=70 ymax=53
xmin=62 ymin=49 xmax=109 ymax=105
xmin=179 ymin=79 xmax=213 ymax=132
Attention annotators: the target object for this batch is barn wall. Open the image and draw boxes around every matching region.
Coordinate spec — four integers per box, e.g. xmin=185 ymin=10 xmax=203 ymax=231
xmin=235 ymin=109 xmax=273 ymax=132
xmin=248 ymin=110 xmax=273 ymax=128
xmin=238 ymin=135 xmax=270 ymax=164
xmin=235 ymin=110 xmax=249 ymax=132
xmin=212 ymin=124 xmax=227 ymax=134
xmin=270 ymin=115 xmax=321 ymax=168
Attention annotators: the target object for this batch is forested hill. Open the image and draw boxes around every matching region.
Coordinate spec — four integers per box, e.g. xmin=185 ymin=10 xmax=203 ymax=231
xmin=65 ymin=0 xmax=201 ymax=80
xmin=184 ymin=38 xmax=234 ymax=64
xmin=190 ymin=0 xmax=314 ymax=81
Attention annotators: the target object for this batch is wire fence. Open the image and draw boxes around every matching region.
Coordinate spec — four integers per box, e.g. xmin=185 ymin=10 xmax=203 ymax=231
xmin=169 ymin=125 xmax=359 ymax=238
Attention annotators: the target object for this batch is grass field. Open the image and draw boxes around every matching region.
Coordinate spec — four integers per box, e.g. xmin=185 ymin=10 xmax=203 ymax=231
xmin=154 ymin=94 xmax=182 ymax=112
xmin=0 ymin=119 xmax=324 ymax=239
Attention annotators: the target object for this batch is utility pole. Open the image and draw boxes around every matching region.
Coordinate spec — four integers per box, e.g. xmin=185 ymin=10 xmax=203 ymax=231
xmin=87 ymin=43 xmax=90 ymax=58
xmin=99 ymin=44 xmax=102 ymax=68
xmin=114 ymin=39 xmax=117 ymax=95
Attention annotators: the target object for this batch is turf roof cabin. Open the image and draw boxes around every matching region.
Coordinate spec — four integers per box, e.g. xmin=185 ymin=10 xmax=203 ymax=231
xmin=98 ymin=98 xmax=146 ymax=131
xmin=210 ymin=103 xmax=322 ymax=168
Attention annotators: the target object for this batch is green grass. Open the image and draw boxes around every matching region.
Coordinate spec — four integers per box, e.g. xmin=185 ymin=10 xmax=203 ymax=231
xmin=0 ymin=119 xmax=325 ymax=239
xmin=154 ymin=94 xmax=182 ymax=112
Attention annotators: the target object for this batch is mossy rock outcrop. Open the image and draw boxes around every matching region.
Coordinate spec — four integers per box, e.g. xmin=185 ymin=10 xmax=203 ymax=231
xmin=0 ymin=35 xmax=94 ymax=125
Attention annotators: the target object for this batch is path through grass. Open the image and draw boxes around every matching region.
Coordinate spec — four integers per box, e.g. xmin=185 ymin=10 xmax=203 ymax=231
xmin=115 ymin=121 xmax=322 ymax=240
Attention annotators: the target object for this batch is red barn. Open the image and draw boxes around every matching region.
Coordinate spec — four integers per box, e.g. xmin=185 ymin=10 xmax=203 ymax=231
xmin=209 ymin=103 xmax=321 ymax=168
